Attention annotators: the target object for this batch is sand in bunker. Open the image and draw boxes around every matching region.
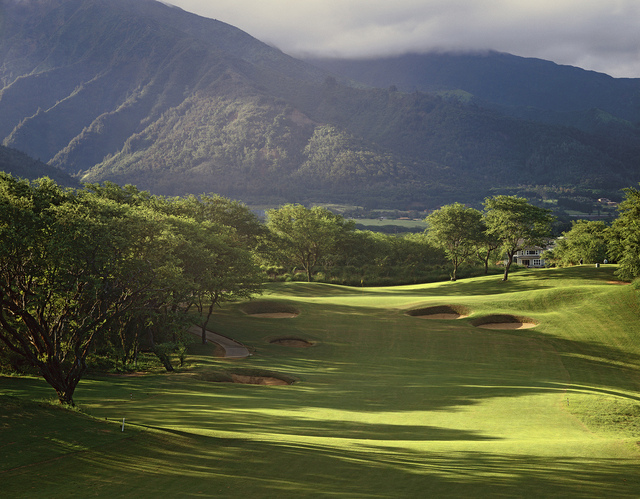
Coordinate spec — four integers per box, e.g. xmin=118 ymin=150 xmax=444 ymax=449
xmin=476 ymin=322 xmax=537 ymax=330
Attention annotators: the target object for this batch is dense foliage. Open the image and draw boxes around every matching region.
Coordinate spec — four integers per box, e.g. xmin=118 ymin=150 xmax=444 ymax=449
xmin=608 ymin=187 xmax=640 ymax=281
xmin=544 ymin=220 xmax=609 ymax=267
xmin=0 ymin=175 xmax=262 ymax=404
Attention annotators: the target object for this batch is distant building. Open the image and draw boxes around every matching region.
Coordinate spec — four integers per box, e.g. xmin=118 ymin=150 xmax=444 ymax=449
xmin=508 ymin=240 xmax=555 ymax=268
xmin=513 ymin=247 xmax=546 ymax=268
xmin=597 ymin=198 xmax=618 ymax=206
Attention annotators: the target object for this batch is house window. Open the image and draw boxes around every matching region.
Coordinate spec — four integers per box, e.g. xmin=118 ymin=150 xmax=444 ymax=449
xmin=532 ymin=259 xmax=542 ymax=266
xmin=526 ymin=250 xmax=539 ymax=256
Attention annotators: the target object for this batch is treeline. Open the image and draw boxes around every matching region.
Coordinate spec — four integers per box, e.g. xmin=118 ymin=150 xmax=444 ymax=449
xmin=545 ymin=186 xmax=640 ymax=281
xmin=3 ymin=174 xmax=640 ymax=406
xmin=0 ymin=175 xmax=450 ymax=405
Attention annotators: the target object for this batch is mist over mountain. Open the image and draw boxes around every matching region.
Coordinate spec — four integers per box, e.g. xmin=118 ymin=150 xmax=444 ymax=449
xmin=1 ymin=0 xmax=639 ymax=208
xmin=305 ymin=51 xmax=640 ymax=132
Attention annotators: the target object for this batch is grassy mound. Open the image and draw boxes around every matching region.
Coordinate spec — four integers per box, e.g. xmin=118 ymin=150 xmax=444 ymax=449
xmin=239 ymin=300 xmax=300 ymax=318
xmin=196 ymin=368 xmax=296 ymax=385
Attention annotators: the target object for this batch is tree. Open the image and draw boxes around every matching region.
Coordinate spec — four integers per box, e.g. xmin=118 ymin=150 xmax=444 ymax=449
xmin=608 ymin=186 xmax=640 ymax=280
xmin=426 ymin=203 xmax=484 ymax=280
xmin=168 ymin=216 xmax=262 ymax=345
xmin=85 ymin=184 xmax=264 ymax=350
xmin=474 ymin=226 xmax=501 ymax=275
xmin=0 ymin=175 xmax=161 ymax=405
xmin=167 ymin=193 xmax=266 ymax=249
xmin=266 ymin=204 xmax=356 ymax=282
xmin=483 ymin=195 xmax=554 ymax=281
xmin=545 ymin=220 xmax=608 ymax=267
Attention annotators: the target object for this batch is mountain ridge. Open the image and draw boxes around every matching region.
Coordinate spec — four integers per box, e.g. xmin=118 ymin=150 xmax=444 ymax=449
xmin=1 ymin=0 xmax=639 ymax=208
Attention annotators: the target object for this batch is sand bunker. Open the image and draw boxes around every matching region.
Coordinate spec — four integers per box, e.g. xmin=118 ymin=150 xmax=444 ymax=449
xmin=199 ymin=369 xmax=295 ymax=385
xmin=270 ymin=337 xmax=315 ymax=348
xmin=240 ymin=300 xmax=300 ymax=318
xmin=230 ymin=374 xmax=291 ymax=385
xmin=472 ymin=314 xmax=538 ymax=330
xmin=406 ymin=305 xmax=470 ymax=320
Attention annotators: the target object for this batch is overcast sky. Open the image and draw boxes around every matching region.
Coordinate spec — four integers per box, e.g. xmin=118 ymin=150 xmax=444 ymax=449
xmin=165 ymin=0 xmax=640 ymax=78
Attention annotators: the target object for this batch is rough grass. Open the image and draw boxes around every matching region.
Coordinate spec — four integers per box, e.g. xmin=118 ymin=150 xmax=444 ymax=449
xmin=2 ymin=265 xmax=640 ymax=497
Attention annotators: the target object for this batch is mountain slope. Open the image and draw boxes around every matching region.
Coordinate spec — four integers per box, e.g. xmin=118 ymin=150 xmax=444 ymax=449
xmin=0 ymin=145 xmax=80 ymax=187
xmin=1 ymin=0 xmax=639 ymax=208
xmin=306 ymin=51 xmax=640 ymax=131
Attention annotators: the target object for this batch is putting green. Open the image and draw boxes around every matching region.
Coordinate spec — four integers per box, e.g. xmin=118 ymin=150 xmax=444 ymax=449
xmin=2 ymin=266 xmax=640 ymax=497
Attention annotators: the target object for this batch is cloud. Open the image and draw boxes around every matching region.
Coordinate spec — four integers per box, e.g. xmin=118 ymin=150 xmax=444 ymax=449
xmin=167 ymin=0 xmax=640 ymax=77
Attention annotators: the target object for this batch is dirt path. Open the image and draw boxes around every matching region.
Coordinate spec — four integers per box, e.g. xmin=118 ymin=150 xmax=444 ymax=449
xmin=187 ymin=326 xmax=250 ymax=358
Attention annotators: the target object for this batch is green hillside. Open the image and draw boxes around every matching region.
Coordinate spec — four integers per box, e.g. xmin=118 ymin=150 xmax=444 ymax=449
xmin=0 ymin=144 xmax=79 ymax=187
xmin=306 ymin=51 xmax=640 ymax=129
xmin=1 ymin=0 xmax=639 ymax=208
xmin=3 ymin=266 xmax=640 ymax=497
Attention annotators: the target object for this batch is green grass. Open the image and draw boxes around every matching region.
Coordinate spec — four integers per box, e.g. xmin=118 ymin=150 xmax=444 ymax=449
xmin=2 ymin=265 xmax=640 ymax=497
xmin=352 ymin=217 xmax=428 ymax=229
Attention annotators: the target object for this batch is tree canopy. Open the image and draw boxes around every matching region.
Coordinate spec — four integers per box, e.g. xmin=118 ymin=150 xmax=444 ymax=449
xmin=609 ymin=186 xmax=640 ymax=281
xmin=0 ymin=175 xmax=262 ymax=404
xmin=545 ymin=220 xmax=608 ymax=267
xmin=426 ymin=203 xmax=484 ymax=280
xmin=483 ymin=195 xmax=554 ymax=281
xmin=265 ymin=204 xmax=356 ymax=282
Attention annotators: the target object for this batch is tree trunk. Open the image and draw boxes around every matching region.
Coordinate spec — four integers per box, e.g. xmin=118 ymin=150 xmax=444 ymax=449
xmin=40 ymin=364 xmax=81 ymax=406
xmin=503 ymin=253 xmax=514 ymax=281
xmin=200 ymin=301 xmax=216 ymax=344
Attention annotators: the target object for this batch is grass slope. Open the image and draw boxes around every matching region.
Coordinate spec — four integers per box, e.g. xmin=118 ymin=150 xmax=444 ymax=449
xmin=2 ymin=265 xmax=640 ymax=497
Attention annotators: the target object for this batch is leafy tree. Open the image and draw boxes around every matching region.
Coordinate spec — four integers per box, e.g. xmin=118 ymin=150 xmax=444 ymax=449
xmin=426 ymin=203 xmax=484 ymax=280
xmin=266 ymin=204 xmax=356 ymax=282
xmin=608 ymin=186 xmax=640 ymax=280
xmin=545 ymin=220 xmax=608 ymax=267
xmin=0 ymin=175 xmax=162 ymax=405
xmin=86 ymin=183 xmax=264 ymax=350
xmin=483 ymin=195 xmax=554 ymax=281
xmin=167 ymin=193 xmax=266 ymax=249
xmin=474 ymin=227 xmax=501 ymax=274
xmin=168 ymin=216 xmax=262 ymax=345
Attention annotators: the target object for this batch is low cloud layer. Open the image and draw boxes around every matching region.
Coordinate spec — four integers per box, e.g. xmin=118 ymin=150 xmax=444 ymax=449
xmin=167 ymin=0 xmax=640 ymax=78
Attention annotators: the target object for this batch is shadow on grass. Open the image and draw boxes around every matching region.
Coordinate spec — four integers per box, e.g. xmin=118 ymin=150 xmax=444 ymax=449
xmin=4 ymin=421 xmax=639 ymax=498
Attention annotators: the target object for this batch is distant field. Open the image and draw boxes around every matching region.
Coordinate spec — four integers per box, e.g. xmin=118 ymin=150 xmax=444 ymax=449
xmin=352 ymin=217 xmax=428 ymax=229
xmin=2 ymin=265 xmax=640 ymax=497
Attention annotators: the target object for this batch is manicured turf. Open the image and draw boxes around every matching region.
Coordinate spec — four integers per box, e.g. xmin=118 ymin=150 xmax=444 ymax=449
xmin=2 ymin=265 xmax=640 ymax=497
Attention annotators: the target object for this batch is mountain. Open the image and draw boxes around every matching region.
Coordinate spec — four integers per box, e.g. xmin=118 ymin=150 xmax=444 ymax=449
xmin=306 ymin=51 xmax=640 ymax=132
xmin=1 ymin=0 xmax=639 ymax=209
xmin=0 ymin=144 xmax=80 ymax=187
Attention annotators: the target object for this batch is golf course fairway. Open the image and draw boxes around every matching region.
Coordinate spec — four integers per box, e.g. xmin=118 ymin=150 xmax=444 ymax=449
xmin=2 ymin=265 xmax=640 ymax=497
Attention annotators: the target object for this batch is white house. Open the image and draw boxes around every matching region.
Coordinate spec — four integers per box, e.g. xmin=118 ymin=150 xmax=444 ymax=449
xmin=508 ymin=240 xmax=555 ymax=268
xmin=513 ymin=247 xmax=546 ymax=268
